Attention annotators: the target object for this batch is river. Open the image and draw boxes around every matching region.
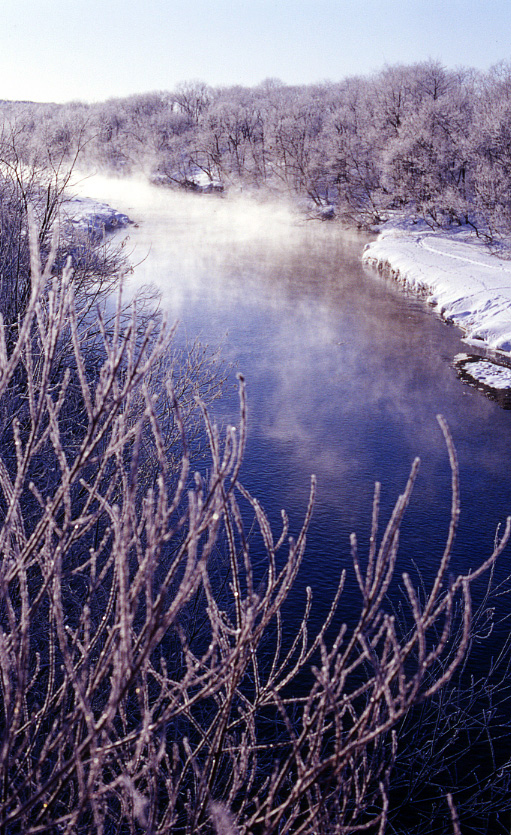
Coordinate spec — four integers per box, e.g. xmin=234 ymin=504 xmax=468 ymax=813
xmin=72 ymin=174 xmax=511 ymax=633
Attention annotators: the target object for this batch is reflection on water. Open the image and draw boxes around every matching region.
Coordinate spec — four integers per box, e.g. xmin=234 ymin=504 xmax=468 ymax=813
xmin=72 ymin=174 xmax=511 ymax=608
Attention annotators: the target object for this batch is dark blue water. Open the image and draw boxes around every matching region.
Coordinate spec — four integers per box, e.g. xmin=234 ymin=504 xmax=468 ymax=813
xmin=77 ymin=176 xmax=511 ymax=640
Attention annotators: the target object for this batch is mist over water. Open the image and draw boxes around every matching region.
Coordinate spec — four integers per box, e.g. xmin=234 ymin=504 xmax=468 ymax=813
xmin=72 ymin=174 xmax=511 ymax=619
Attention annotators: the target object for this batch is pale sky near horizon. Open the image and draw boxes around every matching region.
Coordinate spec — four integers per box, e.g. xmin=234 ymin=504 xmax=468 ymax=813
xmin=2 ymin=0 xmax=509 ymax=104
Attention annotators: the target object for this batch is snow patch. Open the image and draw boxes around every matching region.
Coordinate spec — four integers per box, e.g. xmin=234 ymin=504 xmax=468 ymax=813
xmin=455 ymin=355 xmax=511 ymax=390
xmin=61 ymin=195 xmax=132 ymax=240
xmin=363 ymin=221 xmax=511 ymax=355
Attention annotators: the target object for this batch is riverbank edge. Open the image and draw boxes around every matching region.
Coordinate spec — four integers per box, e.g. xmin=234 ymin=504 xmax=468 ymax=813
xmin=362 ymin=221 xmax=511 ymax=371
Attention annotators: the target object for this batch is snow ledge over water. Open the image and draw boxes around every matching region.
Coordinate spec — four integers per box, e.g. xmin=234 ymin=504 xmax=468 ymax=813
xmin=362 ymin=220 xmax=511 ymax=391
xmin=62 ymin=195 xmax=132 ymax=240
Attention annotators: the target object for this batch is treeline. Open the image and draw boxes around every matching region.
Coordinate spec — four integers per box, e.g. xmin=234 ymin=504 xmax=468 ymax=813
xmin=3 ymin=60 xmax=511 ymax=237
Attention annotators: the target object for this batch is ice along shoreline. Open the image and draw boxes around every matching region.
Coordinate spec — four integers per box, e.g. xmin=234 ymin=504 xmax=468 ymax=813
xmin=362 ymin=220 xmax=511 ymax=395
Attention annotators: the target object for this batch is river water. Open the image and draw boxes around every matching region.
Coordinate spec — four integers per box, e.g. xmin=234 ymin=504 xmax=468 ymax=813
xmin=73 ymin=175 xmax=511 ymax=636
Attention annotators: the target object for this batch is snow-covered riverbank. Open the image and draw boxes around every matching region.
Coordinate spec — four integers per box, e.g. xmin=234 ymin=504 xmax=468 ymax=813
xmin=362 ymin=220 xmax=511 ymax=392
xmin=62 ymin=194 xmax=132 ymax=239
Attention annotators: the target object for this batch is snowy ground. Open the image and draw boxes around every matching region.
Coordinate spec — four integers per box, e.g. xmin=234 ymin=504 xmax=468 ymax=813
xmin=61 ymin=194 xmax=132 ymax=240
xmin=362 ymin=220 xmax=511 ymax=392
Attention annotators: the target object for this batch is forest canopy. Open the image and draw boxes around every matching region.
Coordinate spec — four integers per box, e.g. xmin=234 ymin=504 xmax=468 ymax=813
xmin=3 ymin=60 xmax=511 ymax=239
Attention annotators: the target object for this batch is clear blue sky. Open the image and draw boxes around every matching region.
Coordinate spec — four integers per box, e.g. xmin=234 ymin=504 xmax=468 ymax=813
xmin=3 ymin=0 xmax=509 ymax=103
